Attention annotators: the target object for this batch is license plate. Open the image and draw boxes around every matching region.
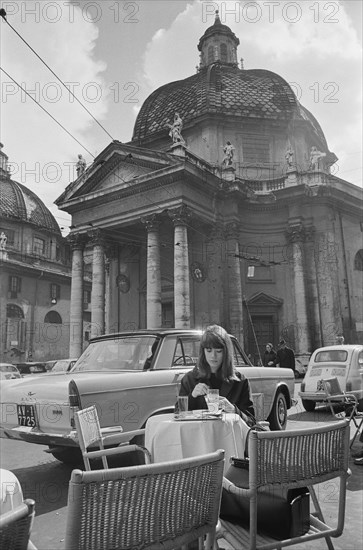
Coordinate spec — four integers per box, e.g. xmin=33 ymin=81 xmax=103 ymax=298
xmin=17 ymin=404 xmax=37 ymax=428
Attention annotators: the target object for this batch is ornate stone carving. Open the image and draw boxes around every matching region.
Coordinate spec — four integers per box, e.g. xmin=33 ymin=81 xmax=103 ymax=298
xmin=167 ymin=113 xmax=185 ymax=146
xmin=222 ymin=141 xmax=235 ymax=167
xmin=140 ymin=214 xmax=162 ymax=231
xmin=67 ymin=233 xmax=86 ymax=250
xmin=309 ymin=146 xmax=326 ymax=171
xmin=285 ymin=224 xmax=306 ymax=243
xmin=88 ymin=229 xmax=105 ymax=247
xmin=76 ymin=154 xmax=86 ymax=177
xmin=168 ymin=205 xmax=192 ymax=226
xmin=190 ymin=261 xmax=207 ymax=283
xmin=224 ymin=221 xmax=240 ymax=240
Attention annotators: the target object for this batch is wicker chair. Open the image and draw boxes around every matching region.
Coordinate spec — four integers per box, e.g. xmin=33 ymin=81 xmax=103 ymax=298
xmin=217 ymin=420 xmax=350 ymax=550
xmin=75 ymin=405 xmax=152 ymax=470
xmin=64 ymin=449 xmax=225 ymax=550
xmin=0 ymin=499 xmax=37 ymax=550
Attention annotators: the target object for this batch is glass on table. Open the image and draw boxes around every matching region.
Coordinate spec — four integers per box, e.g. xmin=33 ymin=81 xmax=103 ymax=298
xmin=176 ymin=396 xmax=189 ymax=418
xmin=206 ymin=389 xmax=219 ymax=414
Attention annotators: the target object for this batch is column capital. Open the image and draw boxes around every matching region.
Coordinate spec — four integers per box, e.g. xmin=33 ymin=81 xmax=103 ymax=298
xmin=67 ymin=233 xmax=86 ymax=250
xmin=140 ymin=214 xmax=162 ymax=231
xmin=168 ymin=205 xmax=192 ymax=226
xmin=89 ymin=228 xmax=106 ymax=247
xmin=285 ymin=223 xmax=306 ymax=243
xmin=225 ymin=221 xmax=240 ymax=240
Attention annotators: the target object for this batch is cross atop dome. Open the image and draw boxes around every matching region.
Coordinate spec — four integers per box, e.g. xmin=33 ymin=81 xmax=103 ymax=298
xmin=198 ymin=9 xmax=240 ymax=69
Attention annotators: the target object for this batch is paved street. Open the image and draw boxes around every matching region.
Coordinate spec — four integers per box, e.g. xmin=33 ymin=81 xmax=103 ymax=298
xmin=1 ymin=382 xmax=362 ymax=550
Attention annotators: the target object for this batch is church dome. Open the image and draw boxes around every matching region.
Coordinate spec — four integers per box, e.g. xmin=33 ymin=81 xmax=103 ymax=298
xmin=133 ymin=65 xmax=302 ymax=143
xmin=132 ymin=11 xmax=328 ymax=149
xmin=0 ymin=176 xmax=61 ymax=234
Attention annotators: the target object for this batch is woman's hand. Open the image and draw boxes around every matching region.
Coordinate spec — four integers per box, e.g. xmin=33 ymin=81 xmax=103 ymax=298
xmin=191 ymin=382 xmax=209 ymax=398
xmin=218 ymin=397 xmax=235 ymax=413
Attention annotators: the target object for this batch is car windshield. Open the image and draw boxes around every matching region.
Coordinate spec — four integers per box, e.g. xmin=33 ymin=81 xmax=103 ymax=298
xmin=52 ymin=360 xmax=71 ymax=372
xmin=315 ymin=350 xmax=348 ymax=363
xmin=72 ymin=336 xmax=158 ymax=372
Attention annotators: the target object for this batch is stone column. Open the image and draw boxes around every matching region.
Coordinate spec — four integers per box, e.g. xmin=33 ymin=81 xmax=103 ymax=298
xmin=68 ymin=234 xmax=84 ymax=358
xmin=141 ymin=214 xmax=162 ymax=328
xmin=169 ymin=206 xmax=192 ymax=328
xmin=90 ymin=230 xmax=105 ymax=338
xmin=225 ymin=222 xmax=244 ymax=346
xmin=285 ymin=223 xmax=310 ymax=355
xmin=206 ymin=224 xmax=224 ymax=325
xmin=305 ymin=227 xmax=322 ymax=348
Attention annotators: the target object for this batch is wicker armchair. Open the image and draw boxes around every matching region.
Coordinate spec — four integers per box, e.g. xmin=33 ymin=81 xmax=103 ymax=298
xmin=0 ymin=499 xmax=36 ymax=550
xmin=217 ymin=420 xmax=350 ymax=550
xmin=75 ymin=405 xmax=152 ymax=470
xmin=64 ymin=449 xmax=225 ymax=550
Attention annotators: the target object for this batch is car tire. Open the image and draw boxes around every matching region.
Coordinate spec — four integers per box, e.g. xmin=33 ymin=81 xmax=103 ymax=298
xmin=302 ymin=399 xmax=316 ymax=412
xmin=48 ymin=446 xmax=82 ymax=465
xmin=268 ymin=391 xmax=288 ymax=431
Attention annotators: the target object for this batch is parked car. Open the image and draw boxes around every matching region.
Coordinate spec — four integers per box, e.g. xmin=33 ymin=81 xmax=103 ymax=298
xmin=0 ymin=330 xmax=294 ymax=464
xmin=0 ymin=363 xmax=22 ymax=380
xmin=16 ymin=362 xmax=47 ymax=375
xmin=48 ymin=358 xmax=78 ymax=373
xmin=299 ymin=344 xmax=363 ymax=412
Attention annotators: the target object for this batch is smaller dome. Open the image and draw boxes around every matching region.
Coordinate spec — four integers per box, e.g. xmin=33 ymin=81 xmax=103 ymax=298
xmin=0 ymin=177 xmax=61 ymax=234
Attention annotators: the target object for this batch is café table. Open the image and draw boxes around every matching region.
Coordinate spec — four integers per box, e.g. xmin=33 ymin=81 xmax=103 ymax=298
xmin=0 ymin=468 xmax=24 ymax=515
xmin=145 ymin=412 xmax=249 ymax=473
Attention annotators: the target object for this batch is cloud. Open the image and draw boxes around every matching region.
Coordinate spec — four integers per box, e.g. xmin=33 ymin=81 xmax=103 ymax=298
xmin=140 ymin=0 xmax=362 ymax=186
xmin=1 ymin=3 xmax=110 ymax=226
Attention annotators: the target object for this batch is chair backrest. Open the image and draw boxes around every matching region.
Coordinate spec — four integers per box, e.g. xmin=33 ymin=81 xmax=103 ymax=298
xmin=75 ymin=405 xmax=103 ymax=451
xmin=65 ymin=449 xmax=225 ymax=550
xmin=322 ymin=377 xmax=343 ymax=396
xmin=249 ymin=419 xmax=349 ymax=489
xmin=0 ymin=499 xmax=35 ymax=550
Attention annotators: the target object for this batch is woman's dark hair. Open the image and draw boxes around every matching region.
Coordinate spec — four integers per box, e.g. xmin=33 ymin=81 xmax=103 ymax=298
xmin=197 ymin=325 xmax=237 ymax=381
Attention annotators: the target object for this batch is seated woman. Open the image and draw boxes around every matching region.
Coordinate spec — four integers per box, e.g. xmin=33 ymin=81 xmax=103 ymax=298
xmin=178 ymin=324 xmax=255 ymax=426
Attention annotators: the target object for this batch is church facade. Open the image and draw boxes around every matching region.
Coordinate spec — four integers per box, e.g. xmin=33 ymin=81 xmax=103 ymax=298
xmin=56 ymin=13 xmax=363 ymax=366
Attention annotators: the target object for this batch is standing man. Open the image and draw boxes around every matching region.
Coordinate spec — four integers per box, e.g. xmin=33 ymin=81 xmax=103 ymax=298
xmin=276 ymin=339 xmax=296 ymax=375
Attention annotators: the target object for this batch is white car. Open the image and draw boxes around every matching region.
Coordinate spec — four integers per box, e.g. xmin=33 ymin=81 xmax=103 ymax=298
xmin=299 ymin=345 xmax=363 ymax=411
xmin=0 ymin=330 xmax=295 ymax=464
xmin=0 ymin=363 xmax=22 ymax=380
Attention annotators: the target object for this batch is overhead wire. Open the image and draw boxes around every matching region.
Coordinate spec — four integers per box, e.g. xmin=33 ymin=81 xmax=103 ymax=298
xmin=0 ymin=67 xmax=95 ymax=158
xmin=0 ymin=11 xmax=115 ymax=141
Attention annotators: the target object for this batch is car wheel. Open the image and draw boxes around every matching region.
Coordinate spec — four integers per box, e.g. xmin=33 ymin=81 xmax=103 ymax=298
xmin=302 ymin=399 xmax=316 ymax=412
xmin=268 ymin=391 xmax=288 ymax=431
xmin=48 ymin=446 xmax=82 ymax=465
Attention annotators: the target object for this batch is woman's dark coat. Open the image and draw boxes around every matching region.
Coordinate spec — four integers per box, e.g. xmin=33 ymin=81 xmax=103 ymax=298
xmin=263 ymin=349 xmax=277 ymax=367
xmin=179 ymin=366 xmax=255 ymax=425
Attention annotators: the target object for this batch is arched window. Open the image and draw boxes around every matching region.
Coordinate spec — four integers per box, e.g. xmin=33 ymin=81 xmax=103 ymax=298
xmin=220 ymin=43 xmax=227 ymax=62
xmin=354 ymin=250 xmax=363 ymax=271
xmin=6 ymin=304 xmax=24 ymax=319
xmin=44 ymin=311 xmax=62 ymax=324
xmin=207 ymin=45 xmax=214 ymax=64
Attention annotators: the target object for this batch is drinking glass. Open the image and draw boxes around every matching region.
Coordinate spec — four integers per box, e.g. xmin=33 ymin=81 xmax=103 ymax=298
xmin=176 ymin=396 xmax=189 ymax=418
xmin=206 ymin=389 xmax=219 ymax=414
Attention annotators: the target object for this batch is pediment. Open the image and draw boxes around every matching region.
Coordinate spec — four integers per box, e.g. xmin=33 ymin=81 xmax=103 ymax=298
xmin=55 ymin=142 xmax=181 ymax=205
xmin=246 ymin=292 xmax=283 ymax=307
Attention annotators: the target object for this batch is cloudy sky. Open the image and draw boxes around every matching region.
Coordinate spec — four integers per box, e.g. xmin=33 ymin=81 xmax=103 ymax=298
xmin=1 ymin=0 xmax=362 ymax=232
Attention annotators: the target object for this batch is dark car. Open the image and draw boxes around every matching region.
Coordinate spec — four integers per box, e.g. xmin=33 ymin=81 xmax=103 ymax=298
xmin=16 ymin=362 xmax=47 ymax=375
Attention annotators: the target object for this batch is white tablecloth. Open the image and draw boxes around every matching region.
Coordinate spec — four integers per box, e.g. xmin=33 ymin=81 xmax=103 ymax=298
xmin=0 ymin=468 xmax=24 ymax=515
xmin=145 ymin=413 xmax=249 ymax=473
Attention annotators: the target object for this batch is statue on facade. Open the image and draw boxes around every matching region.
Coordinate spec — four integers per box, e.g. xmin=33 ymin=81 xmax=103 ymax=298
xmin=167 ymin=113 xmax=186 ymax=145
xmin=285 ymin=146 xmax=294 ymax=167
xmin=76 ymin=154 xmax=87 ymax=177
xmin=0 ymin=231 xmax=7 ymax=250
xmin=222 ymin=141 xmax=235 ymax=167
xmin=309 ymin=146 xmax=326 ymax=171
